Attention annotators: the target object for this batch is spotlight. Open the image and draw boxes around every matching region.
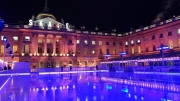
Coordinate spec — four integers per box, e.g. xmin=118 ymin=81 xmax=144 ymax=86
xmin=3 ymin=36 xmax=7 ymax=42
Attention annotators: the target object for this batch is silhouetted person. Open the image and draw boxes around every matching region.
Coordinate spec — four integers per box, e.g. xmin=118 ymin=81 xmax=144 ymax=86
xmin=8 ymin=65 xmax=11 ymax=70
xmin=96 ymin=65 xmax=98 ymax=70
xmin=70 ymin=66 xmax=72 ymax=71
xmin=4 ymin=66 xmax=7 ymax=70
xmin=61 ymin=66 xmax=63 ymax=71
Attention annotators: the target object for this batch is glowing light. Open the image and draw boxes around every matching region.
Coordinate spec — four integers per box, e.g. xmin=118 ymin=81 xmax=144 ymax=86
xmin=73 ymin=85 xmax=75 ymax=88
xmin=28 ymin=19 xmax=33 ymax=26
xmin=0 ymin=75 xmax=12 ymax=90
xmin=48 ymin=21 xmax=52 ymax=27
xmin=39 ymin=21 xmax=43 ymax=26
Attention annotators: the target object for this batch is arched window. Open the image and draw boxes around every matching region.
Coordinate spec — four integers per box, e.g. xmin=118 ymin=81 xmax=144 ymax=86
xmin=85 ymin=61 xmax=88 ymax=66
xmin=39 ymin=61 xmax=44 ymax=68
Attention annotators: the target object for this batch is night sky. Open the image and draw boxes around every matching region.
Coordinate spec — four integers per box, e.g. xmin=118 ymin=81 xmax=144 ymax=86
xmin=0 ymin=0 xmax=180 ymax=33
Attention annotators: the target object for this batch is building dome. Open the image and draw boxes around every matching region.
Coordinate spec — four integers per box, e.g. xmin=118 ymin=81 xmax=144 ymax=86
xmin=36 ymin=11 xmax=56 ymax=20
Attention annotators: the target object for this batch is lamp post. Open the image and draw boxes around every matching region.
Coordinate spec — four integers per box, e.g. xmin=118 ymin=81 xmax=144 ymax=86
xmin=0 ymin=18 xmax=4 ymax=71
xmin=3 ymin=36 xmax=14 ymax=71
xmin=158 ymin=45 xmax=169 ymax=69
xmin=120 ymin=52 xmax=126 ymax=72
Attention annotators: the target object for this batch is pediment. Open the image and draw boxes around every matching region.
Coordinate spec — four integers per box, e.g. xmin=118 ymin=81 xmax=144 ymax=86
xmin=33 ymin=17 xmax=64 ymax=26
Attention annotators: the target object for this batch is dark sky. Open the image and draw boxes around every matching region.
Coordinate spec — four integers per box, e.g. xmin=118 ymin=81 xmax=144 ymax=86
xmin=0 ymin=0 xmax=180 ymax=33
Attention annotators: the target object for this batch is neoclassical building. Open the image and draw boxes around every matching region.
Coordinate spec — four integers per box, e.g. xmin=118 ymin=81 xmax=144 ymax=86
xmin=1 ymin=8 xmax=180 ymax=68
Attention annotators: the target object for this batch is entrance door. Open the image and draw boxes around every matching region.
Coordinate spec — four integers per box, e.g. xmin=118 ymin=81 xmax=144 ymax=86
xmin=47 ymin=61 xmax=52 ymax=68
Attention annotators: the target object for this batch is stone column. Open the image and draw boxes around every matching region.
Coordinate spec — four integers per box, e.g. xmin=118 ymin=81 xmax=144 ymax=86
xmin=36 ymin=35 xmax=38 ymax=54
xmin=44 ymin=34 xmax=47 ymax=55
xmin=20 ymin=35 xmax=24 ymax=53
xmin=62 ymin=36 xmax=65 ymax=54
xmin=53 ymin=35 xmax=56 ymax=55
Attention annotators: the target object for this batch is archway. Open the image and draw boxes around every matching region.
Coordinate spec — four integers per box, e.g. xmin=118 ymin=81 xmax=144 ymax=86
xmin=85 ymin=61 xmax=88 ymax=67
xmin=47 ymin=61 xmax=52 ymax=68
xmin=39 ymin=61 xmax=44 ymax=68
xmin=68 ymin=60 xmax=73 ymax=66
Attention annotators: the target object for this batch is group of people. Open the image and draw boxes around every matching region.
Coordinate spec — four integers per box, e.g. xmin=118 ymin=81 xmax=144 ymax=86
xmin=59 ymin=65 xmax=98 ymax=71
xmin=60 ymin=65 xmax=72 ymax=71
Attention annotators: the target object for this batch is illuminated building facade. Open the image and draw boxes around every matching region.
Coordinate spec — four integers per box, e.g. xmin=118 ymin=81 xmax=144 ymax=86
xmin=1 ymin=8 xmax=180 ymax=68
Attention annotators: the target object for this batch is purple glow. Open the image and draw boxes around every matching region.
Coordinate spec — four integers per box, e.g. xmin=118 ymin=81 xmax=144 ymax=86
xmin=120 ymin=52 xmax=126 ymax=55
xmin=0 ymin=75 xmax=12 ymax=90
xmin=158 ymin=46 xmax=169 ymax=50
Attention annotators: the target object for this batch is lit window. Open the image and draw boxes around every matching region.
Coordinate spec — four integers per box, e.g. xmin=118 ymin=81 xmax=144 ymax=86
xmin=113 ymin=50 xmax=116 ymax=54
xmin=25 ymin=36 xmax=30 ymax=41
xmin=92 ymin=50 xmax=95 ymax=54
xmin=77 ymin=40 xmax=80 ymax=44
xmin=47 ymin=39 xmax=50 ymax=43
xmin=178 ymin=29 xmax=180 ymax=34
xmin=84 ymin=40 xmax=88 ymax=44
xmin=137 ymin=39 xmax=140 ymax=43
xmin=92 ymin=41 xmax=95 ymax=45
xmin=1 ymin=45 xmax=4 ymax=53
xmin=1 ymin=36 xmax=4 ymax=40
xmin=13 ymin=45 xmax=18 ymax=53
xmin=13 ymin=36 xmax=18 ymax=41
xmin=38 ymin=38 xmax=42 ymax=43
xmin=131 ymin=40 xmax=134 ymax=44
xmin=125 ymin=41 xmax=128 ymax=45
xmin=99 ymin=41 xmax=102 ymax=45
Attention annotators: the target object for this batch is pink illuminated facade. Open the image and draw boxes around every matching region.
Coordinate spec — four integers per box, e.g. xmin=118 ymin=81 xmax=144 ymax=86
xmin=1 ymin=10 xmax=180 ymax=68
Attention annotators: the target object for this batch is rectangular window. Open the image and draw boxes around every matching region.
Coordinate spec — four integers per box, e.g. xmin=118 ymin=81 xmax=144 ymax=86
xmin=113 ymin=42 xmax=116 ymax=45
xmin=13 ymin=45 xmax=18 ymax=53
xmin=106 ymin=49 xmax=109 ymax=54
xmin=100 ymin=49 xmax=102 ymax=54
xmin=38 ymin=38 xmax=42 ymax=43
xmin=153 ymin=46 xmax=156 ymax=51
xmin=119 ymin=42 xmax=122 ymax=46
xmin=84 ymin=48 xmax=87 ymax=54
xmin=99 ymin=41 xmax=102 ymax=45
xmin=56 ymin=48 xmax=58 ymax=53
xmin=77 ymin=48 xmax=80 ymax=54
xmin=47 ymin=48 xmax=51 ymax=54
xmin=84 ymin=40 xmax=88 ymax=44
xmin=1 ymin=36 xmax=4 ymax=40
xmin=38 ymin=47 xmax=43 ymax=53
xmin=1 ymin=45 xmax=4 ymax=53
xmin=138 ymin=46 xmax=141 ymax=53
xmin=178 ymin=29 xmax=180 ymax=34
xmin=92 ymin=41 xmax=95 ymax=45
xmin=25 ymin=45 xmax=29 ymax=53
xmin=47 ymin=39 xmax=50 ymax=43
xmin=159 ymin=34 xmax=163 ymax=38
xmin=77 ymin=40 xmax=80 ymax=44
xmin=113 ymin=50 xmax=116 ymax=55
xmin=25 ymin=36 xmax=30 ymax=41
xmin=146 ymin=47 xmax=149 ymax=52
xmin=132 ymin=47 xmax=134 ymax=54
xmin=106 ymin=42 xmax=109 ymax=45
xmin=152 ymin=36 xmax=155 ymax=40
xmin=168 ymin=32 xmax=172 ymax=36
xmin=13 ymin=36 xmax=18 ymax=41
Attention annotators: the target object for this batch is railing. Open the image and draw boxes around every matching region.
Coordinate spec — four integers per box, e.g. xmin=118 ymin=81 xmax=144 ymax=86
xmin=100 ymin=65 xmax=180 ymax=74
